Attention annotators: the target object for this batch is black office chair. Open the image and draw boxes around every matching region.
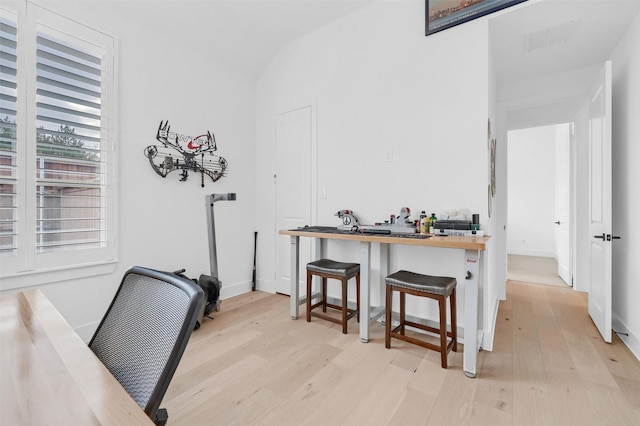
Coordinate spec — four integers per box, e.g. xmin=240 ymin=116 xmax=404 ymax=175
xmin=89 ymin=266 xmax=204 ymax=425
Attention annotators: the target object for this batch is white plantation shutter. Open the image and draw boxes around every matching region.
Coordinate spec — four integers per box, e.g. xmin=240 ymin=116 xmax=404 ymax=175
xmin=0 ymin=16 xmax=18 ymax=256
xmin=35 ymin=31 xmax=107 ymax=252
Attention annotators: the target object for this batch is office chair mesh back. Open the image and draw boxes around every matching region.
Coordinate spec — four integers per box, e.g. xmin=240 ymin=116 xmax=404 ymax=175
xmin=90 ymin=267 xmax=202 ymax=421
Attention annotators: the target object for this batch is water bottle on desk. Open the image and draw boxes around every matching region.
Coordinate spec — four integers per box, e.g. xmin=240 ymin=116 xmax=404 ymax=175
xmin=429 ymin=213 xmax=437 ymax=234
xmin=419 ymin=211 xmax=427 ymax=234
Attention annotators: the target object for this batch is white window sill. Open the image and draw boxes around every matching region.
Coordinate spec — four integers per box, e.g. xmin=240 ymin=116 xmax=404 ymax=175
xmin=0 ymin=260 xmax=118 ymax=291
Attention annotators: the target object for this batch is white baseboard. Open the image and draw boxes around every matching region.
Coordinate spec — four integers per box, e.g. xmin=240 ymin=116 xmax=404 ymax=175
xmin=220 ymin=279 xmax=254 ymax=300
xmin=480 ymin=297 xmax=501 ymax=352
xmin=254 ymin=278 xmax=276 ymax=294
xmin=612 ymin=314 xmax=640 ymax=361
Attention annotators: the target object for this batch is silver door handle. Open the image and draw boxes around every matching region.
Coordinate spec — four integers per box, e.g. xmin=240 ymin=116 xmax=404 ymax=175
xmin=593 ymin=234 xmax=605 ymax=240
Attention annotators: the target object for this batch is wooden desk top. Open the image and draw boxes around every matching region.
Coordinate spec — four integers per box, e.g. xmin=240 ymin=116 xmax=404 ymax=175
xmin=279 ymin=228 xmax=490 ymax=251
xmin=0 ymin=290 xmax=152 ymax=425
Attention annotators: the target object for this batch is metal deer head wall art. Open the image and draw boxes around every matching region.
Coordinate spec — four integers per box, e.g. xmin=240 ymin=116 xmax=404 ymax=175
xmin=144 ymin=120 xmax=229 ymax=187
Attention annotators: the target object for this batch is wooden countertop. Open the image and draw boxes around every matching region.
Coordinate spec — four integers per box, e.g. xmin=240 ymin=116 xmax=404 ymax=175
xmin=0 ymin=290 xmax=152 ymax=425
xmin=279 ymin=228 xmax=490 ymax=251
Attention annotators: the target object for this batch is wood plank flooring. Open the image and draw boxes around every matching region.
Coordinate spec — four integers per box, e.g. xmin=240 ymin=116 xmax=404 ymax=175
xmin=163 ymin=281 xmax=640 ymax=425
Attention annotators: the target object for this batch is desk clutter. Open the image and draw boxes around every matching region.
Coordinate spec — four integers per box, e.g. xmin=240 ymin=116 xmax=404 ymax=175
xmin=297 ymin=225 xmax=432 ymax=238
xmin=334 ymin=208 xmax=485 ymax=237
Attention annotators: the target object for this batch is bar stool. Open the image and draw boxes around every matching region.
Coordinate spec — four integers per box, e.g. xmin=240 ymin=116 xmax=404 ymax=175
xmin=306 ymin=259 xmax=360 ymax=334
xmin=385 ymin=270 xmax=457 ymax=368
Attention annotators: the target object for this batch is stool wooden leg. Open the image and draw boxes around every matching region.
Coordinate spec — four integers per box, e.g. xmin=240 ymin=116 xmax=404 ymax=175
xmin=450 ymin=288 xmax=458 ymax=352
xmin=322 ymin=278 xmax=327 ymax=313
xmin=306 ymin=270 xmax=313 ymax=323
xmin=356 ymin=273 xmax=360 ymax=323
xmin=341 ymin=277 xmax=348 ymax=333
xmin=399 ymin=289 xmax=406 ymax=336
xmin=385 ymin=285 xmax=392 ymax=348
xmin=439 ymin=296 xmax=447 ymax=368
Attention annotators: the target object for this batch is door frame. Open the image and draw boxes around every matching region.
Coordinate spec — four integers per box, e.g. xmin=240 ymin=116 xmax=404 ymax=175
xmin=273 ymin=102 xmax=318 ymax=295
xmin=496 ymin=88 xmax=591 ymax=299
xmin=504 ymin=122 xmax=574 ymax=286
xmin=496 ymin=64 xmax=611 ymax=303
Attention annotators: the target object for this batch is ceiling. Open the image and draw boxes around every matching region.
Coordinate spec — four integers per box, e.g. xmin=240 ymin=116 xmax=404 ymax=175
xmin=490 ymin=0 xmax=640 ymax=84
xmin=64 ymin=0 xmax=640 ymax=82
xmin=99 ymin=0 xmax=375 ymax=79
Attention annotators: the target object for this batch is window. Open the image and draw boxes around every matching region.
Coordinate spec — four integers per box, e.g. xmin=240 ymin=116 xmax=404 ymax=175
xmin=0 ymin=3 xmax=117 ymax=288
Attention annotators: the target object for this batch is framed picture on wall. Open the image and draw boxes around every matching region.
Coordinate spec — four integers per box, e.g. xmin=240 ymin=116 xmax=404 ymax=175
xmin=426 ymin=0 xmax=527 ymax=36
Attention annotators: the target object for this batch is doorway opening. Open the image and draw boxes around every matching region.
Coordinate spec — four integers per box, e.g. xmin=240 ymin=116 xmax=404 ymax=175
xmin=274 ymin=105 xmax=314 ymax=295
xmin=506 ymin=123 xmax=573 ymax=288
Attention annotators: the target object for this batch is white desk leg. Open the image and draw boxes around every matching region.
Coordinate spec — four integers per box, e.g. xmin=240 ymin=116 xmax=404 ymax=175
xmin=380 ymin=243 xmax=389 ymax=319
xmin=290 ymin=236 xmax=300 ymax=320
xmin=359 ymin=241 xmax=371 ymax=342
xmin=314 ymin=238 xmax=323 ymax=301
xmin=463 ymin=249 xmax=480 ymax=378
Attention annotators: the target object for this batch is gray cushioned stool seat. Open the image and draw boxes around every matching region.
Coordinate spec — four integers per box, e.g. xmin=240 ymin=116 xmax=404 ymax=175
xmin=306 ymin=259 xmax=360 ymax=334
xmin=306 ymin=259 xmax=360 ymax=277
xmin=385 ymin=270 xmax=456 ymax=296
xmin=385 ymin=270 xmax=457 ymax=368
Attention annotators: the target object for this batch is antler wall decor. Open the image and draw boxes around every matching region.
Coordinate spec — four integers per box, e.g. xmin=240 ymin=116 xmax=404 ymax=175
xmin=144 ymin=120 xmax=229 ymax=187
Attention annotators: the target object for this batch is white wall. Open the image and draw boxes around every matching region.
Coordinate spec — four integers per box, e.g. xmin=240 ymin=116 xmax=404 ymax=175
xmin=487 ymin=33 xmax=502 ymax=341
xmin=7 ymin=1 xmax=257 ymax=340
xmin=611 ymin=11 xmax=640 ymax=358
xmin=507 ymin=125 xmax=557 ymax=257
xmin=256 ymin=1 xmax=494 ymax=346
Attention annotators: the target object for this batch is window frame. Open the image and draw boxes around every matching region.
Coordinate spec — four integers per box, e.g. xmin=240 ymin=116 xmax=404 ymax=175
xmin=0 ymin=1 xmax=118 ymax=290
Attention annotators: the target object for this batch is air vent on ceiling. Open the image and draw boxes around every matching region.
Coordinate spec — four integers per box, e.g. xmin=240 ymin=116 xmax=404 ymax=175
xmin=525 ymin=20 xmax=578 ymax=52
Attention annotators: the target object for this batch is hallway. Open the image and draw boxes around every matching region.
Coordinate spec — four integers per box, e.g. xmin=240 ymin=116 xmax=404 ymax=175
xmin=507 ymin=254 xmax=569 ymax=287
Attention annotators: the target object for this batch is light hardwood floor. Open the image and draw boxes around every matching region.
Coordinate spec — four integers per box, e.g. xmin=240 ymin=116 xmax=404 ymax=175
xmin=164 ymin=282 xmax=640 ymax=425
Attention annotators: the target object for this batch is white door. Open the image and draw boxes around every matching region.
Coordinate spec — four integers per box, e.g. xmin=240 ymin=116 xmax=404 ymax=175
xmin=555 ymin=123 xmax=571 ymax=285
xmin=588 ymin=61 xmax=613 ymax=343
xmin=275 ymin=106 xmax=312 ymax=295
